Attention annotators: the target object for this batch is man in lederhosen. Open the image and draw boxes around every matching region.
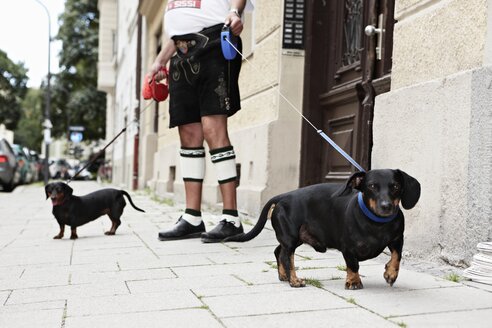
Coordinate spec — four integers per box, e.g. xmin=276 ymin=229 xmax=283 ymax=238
xmin=148 ymin=0 xmax=254 ymax=243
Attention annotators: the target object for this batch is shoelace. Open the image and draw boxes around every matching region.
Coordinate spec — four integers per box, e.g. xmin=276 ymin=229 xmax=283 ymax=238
xmin=219 ymin=219 xmax=238 ymax=227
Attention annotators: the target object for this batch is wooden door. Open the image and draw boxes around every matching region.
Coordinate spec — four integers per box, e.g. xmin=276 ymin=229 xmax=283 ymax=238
xmin=300 ymin=0 xmax=394 ymax=186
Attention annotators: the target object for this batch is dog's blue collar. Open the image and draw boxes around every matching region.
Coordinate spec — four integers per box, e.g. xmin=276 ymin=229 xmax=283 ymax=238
xmin=357 ymin=192 xmax=398 ymax=223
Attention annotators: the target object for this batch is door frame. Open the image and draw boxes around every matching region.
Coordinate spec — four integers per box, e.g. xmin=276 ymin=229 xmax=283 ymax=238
xmin=299 ymin=0 xmax=394 ymax=187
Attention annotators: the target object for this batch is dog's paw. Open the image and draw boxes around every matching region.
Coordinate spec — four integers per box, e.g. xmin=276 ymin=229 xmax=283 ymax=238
xmin=70 ymin=235 xmax=78 ymax=240
xmin=384 ymin=271 xmax=398 ymax=286
xmin=345 ymin=281 xmax=364 ymax=290
xmin=53 ymin=235 xmax=63 ymax=239
xmin=278 ymin=274 xmax=288 ymax=281
xmin=289 ymin=277 xmax=306 ymax=288
xmin=383 ymin=264 xmax=398 ymax=286
xmin=105 ymin=231 xmax=116 ymax=235
xmin=345 ymin=270 xmax=363 ymax=290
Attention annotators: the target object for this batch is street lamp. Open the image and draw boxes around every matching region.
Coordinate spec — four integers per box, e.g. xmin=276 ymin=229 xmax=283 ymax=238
xmin=33 ymin=0 xmax=52 ymax=185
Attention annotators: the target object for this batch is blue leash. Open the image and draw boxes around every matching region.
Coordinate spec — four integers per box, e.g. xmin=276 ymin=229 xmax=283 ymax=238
xmin=317 ymin=130 xmax=366 ymax=172
xmin=223 ymin=31 xmax=366 ymax=172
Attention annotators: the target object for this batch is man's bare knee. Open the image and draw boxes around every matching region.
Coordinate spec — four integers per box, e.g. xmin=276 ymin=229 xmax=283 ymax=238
xmin=179 ymin=123 xmax=204 ymax=147
xmin=202 ymin=115 xmax=229 ymax=148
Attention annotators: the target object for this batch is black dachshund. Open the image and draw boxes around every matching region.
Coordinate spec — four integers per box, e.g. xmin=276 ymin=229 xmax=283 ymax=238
xmin=227 ymin=169 xmax=421 ymax=289
xmin=45 ymin=182 xmax=145 ymax=239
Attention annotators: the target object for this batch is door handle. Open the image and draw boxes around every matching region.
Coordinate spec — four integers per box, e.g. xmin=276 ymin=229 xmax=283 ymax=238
xmin=364 ymin=14 xmax=384 ymax=60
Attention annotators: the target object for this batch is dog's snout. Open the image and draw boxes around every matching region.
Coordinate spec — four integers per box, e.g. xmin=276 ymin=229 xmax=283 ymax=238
xmin=380 ymin=201 xmax=392 ymax=211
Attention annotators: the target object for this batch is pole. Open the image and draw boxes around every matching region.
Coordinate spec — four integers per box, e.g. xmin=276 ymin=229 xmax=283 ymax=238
xmin=33 ymin=0 xmax=52 ymax=185
xmin=133 ymin=12 xmax=143 ymax=190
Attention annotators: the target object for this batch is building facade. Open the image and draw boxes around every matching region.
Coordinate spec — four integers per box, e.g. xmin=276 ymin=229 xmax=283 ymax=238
xmin=98 ymin=0 xmax=140 ymax=188
xmin=372 ymin=0 xmax=492 ymax=264
xmin=98 ymin=0 xmax=492 ymax=265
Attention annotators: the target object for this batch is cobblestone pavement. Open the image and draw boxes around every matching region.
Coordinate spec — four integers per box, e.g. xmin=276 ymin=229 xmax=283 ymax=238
xmin=1 ymin=181 xmax=491 ymax=327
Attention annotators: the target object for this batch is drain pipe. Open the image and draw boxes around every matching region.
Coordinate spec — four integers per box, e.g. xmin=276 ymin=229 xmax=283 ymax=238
xmin=133 ymin=11 xmax=143 ymax=190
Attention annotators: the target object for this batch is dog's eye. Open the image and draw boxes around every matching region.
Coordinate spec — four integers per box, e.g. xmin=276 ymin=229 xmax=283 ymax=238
xmin=391 ymin=184 xmax=400 ymax=191
xmin=368 ymin=183 xmax=377 ymax=190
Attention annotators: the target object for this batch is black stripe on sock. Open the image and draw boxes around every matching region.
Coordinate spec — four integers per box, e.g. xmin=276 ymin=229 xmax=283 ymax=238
xmin=209 ymin=145 xmax=233 ymax=155
xmin=183 ymin=178 xmax=204 ymax=182
xmin=212 ymin=154 xmax=236 ymax=163
xmin=185 ymin=208 xmax=202 ymax=216
xmin=180 ymin=147 xmax=205 ymax=158
xmin=223 ymin=209 xmax=238 ymax=217
xmin=218 ymin=177 xmax=237 ymax=184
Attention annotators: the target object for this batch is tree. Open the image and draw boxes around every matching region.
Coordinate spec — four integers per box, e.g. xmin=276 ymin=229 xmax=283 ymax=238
xmin=0 ymin=49 xmax=28 ymax=130
xmin=14 ymin=89 xmax=43 ymax=152
xmin=48 ymin=0 xmax=106 ymax=141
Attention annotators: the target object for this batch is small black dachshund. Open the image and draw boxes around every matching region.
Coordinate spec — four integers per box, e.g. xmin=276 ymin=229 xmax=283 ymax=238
xmin=45 ymin=182 xmax=145 ymax=239
xmin=227 ymin=169 xmax=421 ymax=289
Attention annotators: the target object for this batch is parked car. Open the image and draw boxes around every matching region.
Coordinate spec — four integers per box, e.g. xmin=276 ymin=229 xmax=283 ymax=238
xmin=0 ymin=139 xmax=20 ymax=191
xmin=22 ymin=147 xmax=38 ymax=183
xmin=12 ymin=144 xmax=34 ymax=184
xmin=29 ymin=150 xmax=43 ymax=182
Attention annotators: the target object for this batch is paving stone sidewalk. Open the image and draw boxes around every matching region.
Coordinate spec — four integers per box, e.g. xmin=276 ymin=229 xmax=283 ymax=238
xmin=1 ymin=181 xmax=491 ymax=327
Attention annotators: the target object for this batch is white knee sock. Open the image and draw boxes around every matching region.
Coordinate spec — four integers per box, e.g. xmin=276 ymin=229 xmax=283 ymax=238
xmin=180 ymin=147 xmax=205 ymax=182
xmin=210 ymin=146 xmax=237 ymax=184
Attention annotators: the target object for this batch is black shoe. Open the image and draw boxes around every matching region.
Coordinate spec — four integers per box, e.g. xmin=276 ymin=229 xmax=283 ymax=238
xmin=158 ymin=217 xmax=205 ymax=241
xmin=201 ymin=219 xmax=244 ymax=243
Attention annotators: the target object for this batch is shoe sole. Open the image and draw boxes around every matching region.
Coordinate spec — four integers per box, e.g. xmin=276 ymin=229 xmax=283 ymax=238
xmin=201 ymin=233 xmax=243 ymax=243
xmin=158 ymin=232 xmax=204 ymax=241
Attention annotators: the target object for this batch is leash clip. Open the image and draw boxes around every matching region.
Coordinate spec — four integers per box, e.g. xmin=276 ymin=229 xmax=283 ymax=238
xmin=221 ymin=25 xmax=238 ymax=60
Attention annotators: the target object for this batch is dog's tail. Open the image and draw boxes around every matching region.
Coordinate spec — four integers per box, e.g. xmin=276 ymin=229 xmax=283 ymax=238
xmin=224 ymin=198 xmax=277 ymax=242
xmin=121 ymin=190 xmax=146 ymax=212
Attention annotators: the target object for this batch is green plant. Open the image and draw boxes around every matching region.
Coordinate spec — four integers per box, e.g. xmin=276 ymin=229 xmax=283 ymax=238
xmin=336 ymin=265 xmax=347 ymax=271
xmin=242 ymin=218 xmax=253 ymax=226
xmin=299 ymin=266 xmax=322 ymax=271
xmin=396 ymin=322 xmax=407 ymax=328
xmin=305 ymin=278 xmax=323 ymax=288
xmin=346 ymin=297 xmax=356 ymax=305
xmin=444 ymin=273 xmax=461 ymax=283
xmin=151 ymin=194 xmax=174 ymax=206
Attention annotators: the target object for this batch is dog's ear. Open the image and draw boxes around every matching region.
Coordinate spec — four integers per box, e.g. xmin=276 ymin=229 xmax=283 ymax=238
xmin=347 ymin=171 xmax=366 ymax=190
xmin=397 ymin=169 xmax=421 ymax=209
xmin=44 ymin=183 xmax=53 ymax=200
xmin=332 ymin=171 xmax=366 ymax=196
xmin=62 ymin=183 xmax=73 ymax=197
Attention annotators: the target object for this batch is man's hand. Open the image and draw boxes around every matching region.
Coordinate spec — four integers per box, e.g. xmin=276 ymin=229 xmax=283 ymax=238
xmin=149 ymin=62 xmax=168 ymax=82
xmin=147 ymin=38 xmax=176 ymax=82
xmin=225 ymin=13 xmax=243 ymax=36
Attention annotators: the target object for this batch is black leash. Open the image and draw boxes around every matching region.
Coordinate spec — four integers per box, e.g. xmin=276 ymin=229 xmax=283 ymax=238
xmin=66 ymin=128 xmax=126 ymax=184
xmin=66 ymin=99 xmax=156 ymax=184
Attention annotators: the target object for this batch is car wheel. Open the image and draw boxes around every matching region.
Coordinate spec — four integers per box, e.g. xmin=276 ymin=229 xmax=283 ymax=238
xmin=2 ymin=181 xmax=14 ymax=192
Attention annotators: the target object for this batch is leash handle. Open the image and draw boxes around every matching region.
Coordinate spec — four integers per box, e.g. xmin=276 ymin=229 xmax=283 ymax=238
xmin=221 ymin=25 xmax=238 ymax=60
xmin=149 ymin=67 xmax=168 ymax=84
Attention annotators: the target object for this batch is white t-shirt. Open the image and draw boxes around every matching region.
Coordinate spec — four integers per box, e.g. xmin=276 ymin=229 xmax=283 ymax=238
xmin=165 ymin=0 xmax=254 ymax=37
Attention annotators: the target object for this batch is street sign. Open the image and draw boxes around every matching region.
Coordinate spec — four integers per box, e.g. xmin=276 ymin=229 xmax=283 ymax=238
xmin=43 ymin=128 xmax=52 ymax=144
xmin=70 ymin=131 xmax=83 ymax=143
xmin=69 ymin=126 xmax=85 ymax=132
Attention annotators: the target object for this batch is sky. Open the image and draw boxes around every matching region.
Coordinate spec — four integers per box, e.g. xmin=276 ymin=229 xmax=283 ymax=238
xmin=0 ymin=0 xmax=66 ymax=88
